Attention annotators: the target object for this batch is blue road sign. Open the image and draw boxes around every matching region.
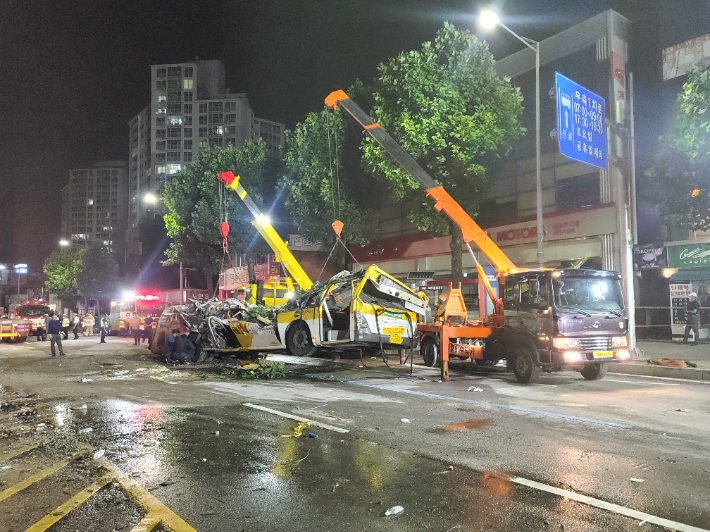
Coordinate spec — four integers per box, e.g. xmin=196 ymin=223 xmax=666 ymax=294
xmin=555 ymin=72 xmax=606 ymax=169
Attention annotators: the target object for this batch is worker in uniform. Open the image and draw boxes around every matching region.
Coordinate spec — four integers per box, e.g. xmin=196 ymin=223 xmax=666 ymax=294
xmin=84 ymin=312 xmax=95 ymax=336
xmin=100 ymin=314 xmax=109 ymax=343
xmin=129 ymin=313 xmax=141 ymax=345
xmin=61 ymin=314 xmax=70 ymax=340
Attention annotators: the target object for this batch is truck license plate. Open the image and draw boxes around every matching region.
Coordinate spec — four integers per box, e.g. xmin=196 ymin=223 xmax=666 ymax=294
xmin=593 ymin=351 xmax=613 ymax=358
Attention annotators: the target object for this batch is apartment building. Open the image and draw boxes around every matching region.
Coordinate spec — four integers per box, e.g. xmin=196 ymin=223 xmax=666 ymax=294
xmin=127 ymin=59 xmax=284 ymax=229
xmin=60 ymin=161 xmax=128 ymax=254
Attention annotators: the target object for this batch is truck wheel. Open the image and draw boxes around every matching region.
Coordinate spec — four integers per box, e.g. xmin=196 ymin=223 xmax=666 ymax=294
xmin=285 ymin=321 xmax=317 ymax=357
xmin=580 ymin=363 xmax=608 ymax=380
xmin=420 ymin=336 xmax=440 ymax=367
xmin=511 ymin=345 xmax=541 ymax=384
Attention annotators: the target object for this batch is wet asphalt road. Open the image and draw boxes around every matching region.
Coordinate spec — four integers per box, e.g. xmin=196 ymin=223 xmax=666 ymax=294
xmin=1 ymin=338 xmax=709 ymax=531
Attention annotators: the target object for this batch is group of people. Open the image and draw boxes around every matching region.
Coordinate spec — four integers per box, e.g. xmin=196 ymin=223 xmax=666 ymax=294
xmin=163 ymin=328 xmax=195 ymax=365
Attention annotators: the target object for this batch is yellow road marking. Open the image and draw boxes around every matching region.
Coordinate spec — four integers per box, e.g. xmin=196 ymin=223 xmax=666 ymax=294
xmin=129 ymin=514 xmax=161 ymax=532
xmin=24 ymin=474 xmax=113 ymax=532
xmin=0 ymin=451 xmax=85 ymax=503
xmin=102 ymin=463 xmax=197 ymax=532
xmin=0 ymin=444 xmax=38 ymax=462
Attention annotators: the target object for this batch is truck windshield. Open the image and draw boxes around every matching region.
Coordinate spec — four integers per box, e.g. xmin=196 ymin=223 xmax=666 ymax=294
xmin=552 ymin=277 xmax=624 ymax=312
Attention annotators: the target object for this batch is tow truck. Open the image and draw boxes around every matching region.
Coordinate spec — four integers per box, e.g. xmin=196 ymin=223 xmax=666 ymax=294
xmin=325 ymin=90 xmax=631 ymax=383
xmin=217 ymin=171 xmax=429 ymax=357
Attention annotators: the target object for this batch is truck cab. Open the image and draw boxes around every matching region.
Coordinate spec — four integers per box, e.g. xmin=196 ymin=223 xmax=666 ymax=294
xmin=499 ymin=269 xmax=630 ymax=382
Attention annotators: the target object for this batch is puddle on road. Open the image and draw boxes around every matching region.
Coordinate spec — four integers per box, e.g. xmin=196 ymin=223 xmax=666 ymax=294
xmin=443 ymin=418 xmax=492 ymax=432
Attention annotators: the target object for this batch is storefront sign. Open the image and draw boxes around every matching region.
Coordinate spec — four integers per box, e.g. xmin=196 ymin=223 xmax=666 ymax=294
xmin=490 ymin=205 xmax=617 ymax=246
xmin=669 ymin=283 xmax=692 ymax=336
xmin=667 ymin=242 xmax=710 ymax=268
xmin=633 ymin=244 xmax=667 ymax=270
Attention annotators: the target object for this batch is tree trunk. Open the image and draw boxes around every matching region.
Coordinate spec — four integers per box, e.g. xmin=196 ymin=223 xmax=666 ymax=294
xmin=449 ymin=221 xmax=463 ymax=289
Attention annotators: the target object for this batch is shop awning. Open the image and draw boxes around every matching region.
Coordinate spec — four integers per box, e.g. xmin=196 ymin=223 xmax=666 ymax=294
xmin=670 ymin=268 xmax=710 ymax=281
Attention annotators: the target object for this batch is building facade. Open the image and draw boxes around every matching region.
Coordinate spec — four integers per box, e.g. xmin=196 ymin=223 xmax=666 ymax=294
xmin=127 ymin=59 xmax=285 ymax=229
xmin=60 ymin=161 xmax=128 ymax=254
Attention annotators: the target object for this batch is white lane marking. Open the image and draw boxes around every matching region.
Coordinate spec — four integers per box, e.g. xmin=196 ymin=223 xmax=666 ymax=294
xmin=243 ymin=403 xmax=350 ymax=433
xmin=606 ymin=379 xmax=679 ymax=386
xmin=512 ymin=476 xmax=709 ymax=532
xmin=611 ymin=373 xmax=710 ymax=385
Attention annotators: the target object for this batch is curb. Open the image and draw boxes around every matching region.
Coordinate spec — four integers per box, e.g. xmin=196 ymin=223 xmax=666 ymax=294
xmin=608 ymin=361 xmax=710 ymax=382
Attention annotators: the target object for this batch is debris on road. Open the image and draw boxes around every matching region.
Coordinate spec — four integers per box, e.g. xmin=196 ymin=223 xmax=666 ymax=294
xmin=79 ymin=378 xmax=93 ymax=383
xmin=70 ymin=404 xmax=88 ymax=410
xmin=401 ymin=418 xmax=411 ymax=423
xmin=93 ymin=449 xmax=105 ymax=459
xmin=467 ymin=386 xmax=483 ymax=392
xmin=648 ymin=358 xmax=688 ymax=368
xmin=79 ymin=427 xmax=93 ymax=434
xmin=385 ymin=505 xmax=404 ymax=516
xmin=304 ymin=433 xmax=318 ymax=438
xmin=630 ymin=477 xmax=645 ymax=483
xmin=444 ymin=419 xmax=491 ymax=432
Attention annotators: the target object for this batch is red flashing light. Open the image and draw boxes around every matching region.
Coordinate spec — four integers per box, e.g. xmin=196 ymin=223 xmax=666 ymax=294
xmin=135 ymin=293 xmax=160 ymax=301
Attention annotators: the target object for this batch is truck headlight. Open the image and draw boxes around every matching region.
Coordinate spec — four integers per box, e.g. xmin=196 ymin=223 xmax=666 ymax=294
xmin=563 ymin=351 xmax=584 ymax=362
xmin=553 ymin=337 xmax=580 ymax=349
xmin=611 ymin=336 xmax=627 ymax=347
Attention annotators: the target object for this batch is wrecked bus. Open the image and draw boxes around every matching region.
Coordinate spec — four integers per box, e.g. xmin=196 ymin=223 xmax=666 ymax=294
xmin=276 ymin=266 xmax=428 ymax=357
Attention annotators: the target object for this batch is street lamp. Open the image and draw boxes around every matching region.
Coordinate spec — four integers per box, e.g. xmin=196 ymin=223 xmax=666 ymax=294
xmin=480 ymin=8 xmax=544 ymax=268
xmin=14 ymin=263 xmax=27 ymax=296
xmin=59 ymin=239 xmax=69 ymax=247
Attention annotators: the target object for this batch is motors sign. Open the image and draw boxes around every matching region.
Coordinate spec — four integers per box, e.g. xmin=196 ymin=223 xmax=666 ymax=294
xmin=667 ymin=242 xmax=710 ymax=268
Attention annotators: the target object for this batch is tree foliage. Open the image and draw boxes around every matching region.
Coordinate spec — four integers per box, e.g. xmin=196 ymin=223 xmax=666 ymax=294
xmin=363 ymin=22 xmax=524 ymax=283
xmin=44 ymin=247 xmax=82 ymax=301
xmin=76 ymin=242 xmax=120 ymax=299
xmin=163 ymin=143 xmax=272 ymax=294
xmin=648 ymin=67 xmax=710 ymax=232
xmin=281 ymin=81 xmax=387 ymax=251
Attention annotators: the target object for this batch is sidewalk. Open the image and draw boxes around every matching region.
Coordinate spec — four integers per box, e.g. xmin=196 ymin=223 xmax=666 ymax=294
xmin=608 ymin=339 xmax=710 ymax=381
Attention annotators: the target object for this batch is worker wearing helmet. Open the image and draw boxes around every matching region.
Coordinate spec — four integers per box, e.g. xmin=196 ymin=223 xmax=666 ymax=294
xmin=683 ymin=292 xmax=700 ymax=346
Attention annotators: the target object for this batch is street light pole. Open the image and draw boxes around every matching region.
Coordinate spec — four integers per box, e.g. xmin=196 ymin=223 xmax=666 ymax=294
xmin=480 ymin=11 xmax=544 ymax=267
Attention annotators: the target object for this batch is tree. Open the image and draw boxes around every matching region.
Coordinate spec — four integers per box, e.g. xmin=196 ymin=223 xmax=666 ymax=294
xmin=43 ymin=247 xmax=82 ymax=305
xmin=648 ymin=67 xmax=710 ymax=232
xmin=76 ymin=242 xmax=120 ymax=301
xmin=282 ymin=81 xmax=388 ymax=268
xmin=163 ymin=142 xmax=272 ymax=295
xmin=362 ymin=22 xmax=524 ymax=285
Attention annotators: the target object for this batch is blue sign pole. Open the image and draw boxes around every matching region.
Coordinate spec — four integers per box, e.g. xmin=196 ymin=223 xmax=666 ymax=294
xmin=555 ymin=72 xmax=607 ymax=169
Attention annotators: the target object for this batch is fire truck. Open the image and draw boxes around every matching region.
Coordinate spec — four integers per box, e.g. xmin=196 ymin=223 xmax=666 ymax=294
xmin=13 ymin=301 xmax=54 ymax=339
xmin=326 ymin=90 xmax=631 ymax=383
xmin=109 ymin=290 xmax=163 ymax=336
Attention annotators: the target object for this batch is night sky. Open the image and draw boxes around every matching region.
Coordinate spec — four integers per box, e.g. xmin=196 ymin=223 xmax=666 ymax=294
xmin=1 ymin=0 xmax=659 ymax=272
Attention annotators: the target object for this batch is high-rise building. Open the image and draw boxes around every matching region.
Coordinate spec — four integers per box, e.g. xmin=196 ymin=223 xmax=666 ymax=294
xmin=60 ymin=161 xmax=128 ymax=254
xmin=127 ymin=59 xmax=284 ymax=229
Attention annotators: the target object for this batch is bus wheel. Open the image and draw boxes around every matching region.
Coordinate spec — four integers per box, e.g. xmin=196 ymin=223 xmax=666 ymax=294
xmin=285 ymin=321 xmax=316 ymax=357
xmin=420 ymin=336 xmax=440 ymax=367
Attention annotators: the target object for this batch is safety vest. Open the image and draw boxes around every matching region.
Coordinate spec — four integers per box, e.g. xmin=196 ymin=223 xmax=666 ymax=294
xmin=62 ymin=316 xmax=70 ymax=327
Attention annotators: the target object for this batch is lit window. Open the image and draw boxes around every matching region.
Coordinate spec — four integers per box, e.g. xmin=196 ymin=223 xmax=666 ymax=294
xmin=157 ymin=93 xmax=166 ymax=102
xmin=184 ymin=79 xmax=193 ymax=90
xmin=166 ymin=164 xmax=181 ymax=174
xmin=167 ymin=116 xmax=182 ymax=125
xmin=156 ymin=165 xmax=166 ymax=174
xmin=209 ymin=126 xmax=223 ymax=135
xmin=199 ymin=140 xmax=208 ymax=149
xmin=88 ymin=199 xmax=94 ymax=205
xmin=156 ymin=106 xmax=166 ymax=115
